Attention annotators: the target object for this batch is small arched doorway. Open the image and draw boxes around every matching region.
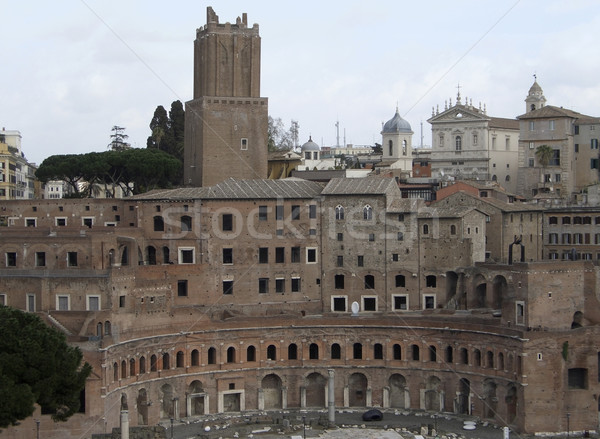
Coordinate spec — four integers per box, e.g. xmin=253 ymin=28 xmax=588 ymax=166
xmin=262 ymin=374 xmax=283 ymax=409
xmin=348 ymin=373 xmax=368 ymax=407
xmin=389 ymin=374 xmax=408 ymax=408
xmin=306 ymin=372 xmax=326 ymax=408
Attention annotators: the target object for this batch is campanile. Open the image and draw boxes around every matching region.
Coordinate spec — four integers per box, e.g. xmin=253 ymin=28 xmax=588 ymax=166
xmin=184 ymin=7 xmax=268 ymax=186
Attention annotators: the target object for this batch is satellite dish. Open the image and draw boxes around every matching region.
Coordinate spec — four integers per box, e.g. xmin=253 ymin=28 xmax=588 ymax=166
xmin=351 ymin=301 xmax=360 ymax=316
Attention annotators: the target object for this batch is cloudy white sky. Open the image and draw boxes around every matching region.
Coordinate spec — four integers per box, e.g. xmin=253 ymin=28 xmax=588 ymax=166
xmin=2 ymin=0 xmax=600 ymax=165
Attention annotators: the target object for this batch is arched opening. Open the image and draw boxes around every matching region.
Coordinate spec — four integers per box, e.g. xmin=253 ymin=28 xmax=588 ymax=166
xmin=389 ymin=374 xmax=408 ymax=408
xmin=150 ymin=355 xmax=157 ymax=372
xmin=227 ymin=346 xmax=236 ymax=363
xmin=139 ymin=356 xmax=146 ymax=374
xmin=113 ymin=362 xmax=118 ymax=382
xmin=474 ymin=277 xmax=487 ymax=308
xmin=412 ymin=344 xmax=420 ymax=361
xmin=348 ymin=373 xmax=368 ymax=407
xmin=137 ymin=389 xmax=148 ymax=425
xmin=191 ymin=349 xmax=199 ymax=366
xmin=207 ymin=347 xmax=216 ymax=364
xmin=105 ymin=320 xmax=111 ymax=335
xmin=374 ymin=343 xmax=383 ymax=360
xmin=188 ymin=381 xmax=205 ymax=416
xmin=445 ymin=346 xmax=453 ymax=364
xmin=160 ymin=384 xmax=174 ymax=419
xmin=353 ymin=343 xmax=362 ymax=359
xmin=129 ymin=358 xmax=135 ymax=376
xmin=460 ymin=348 xmax=468 ymax=365
xmin=445 ymin=271 xmax=459 ymax=308
xmin=288 ymin=343 xmax=298 ymax=360
xmin=505 ymin=384 xmax=518 ymax=423
xmin=458 ymin=378 xmax=470 ymax=414
xmin=474 ymin=349 xmax=481 ymax=367
xmin=309 ymin=343 xmax=319 ymax=360
xmin=388 ymin=140 xmax=393 ymax=156
xmin=153 ymin=216 xmax=164 ymax=232
xmin=393 ymin=344 xmax=402 ymax=360
xmin=162 ymin=246 xmax=170 ymax=264
xmin=181 ymin=215 xmax=192 ymax=232
xmin=424 ymin=376 xmax=441 ymax=411
xmin=487 ymin=351 xmax=494 ymax=369
xmin=267 ymin=344 xmax=277 ymax=361
xmin=262 ymin=374 xmax=283 ymax=409
xmin=429 ymin=345 xmax=437 ymax=362
xmin=492 ymin=275 xmax=508 ymax=309
xmin=483 ymin=379 xmax=498 ymax=419
xmin=176 ymin=350 xmax=184 ymax=368
xmin=331 ymin=343 xmax=341 ymax=360
xmin=306 ymin=372 xmax=327 ymax=407
xmin=120 ymin=245 xmax=129 ymax=266
xmin=246 ymin=345 xmax=256 ymax=362
xmin=121 ymin=360 xmax=127 ymax=379
xmin=162 ymin=352 xmax=170 ymax=370
xmin=364 ymin=275 xmax=375 ymax=289
xmin=96 ymin=322 xmax=103 ymax=337
xmin=498 ymin=352 xmax=505 ymax=370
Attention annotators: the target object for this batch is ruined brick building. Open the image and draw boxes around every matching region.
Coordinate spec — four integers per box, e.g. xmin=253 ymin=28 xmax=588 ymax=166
xmin=2 ymin=7 xmax=600 ymax=439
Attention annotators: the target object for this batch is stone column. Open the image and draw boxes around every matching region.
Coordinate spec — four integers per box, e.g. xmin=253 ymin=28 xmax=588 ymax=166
xmin=328 ymin=369 xmax=335 ymax=425
xmin=282 ymin=386 xmax=288 ymax=409
xmin=300 ymin=387 xmax=306 ymax=408
xmin=366 ymin=387 xmax=372 ymax=407
xmin=383 ymin=386 xmax=390 ymax=408
xmin=258 ymin=388 xmax=264 ymax=410
xmin=120 ymin=410 xmax=129 ymax=439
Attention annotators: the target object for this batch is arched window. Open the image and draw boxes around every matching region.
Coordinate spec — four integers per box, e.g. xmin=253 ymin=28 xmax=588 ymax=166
xmin=439 ymin=134 xmax=444 ymax=147
xmin=191 ymin=349 xmax=199 ymax=366
xmin=309 ymin=343 xmax=319 ymax=359
xmin=227 ymin=347 xmax=236 ymax=363
xmin=113 ymin=362 xmax=119 ymax=382
xmin=445 ymin=346 xmax=453 ymax=363
xmin=288 ymin=343 xmax=298 ymax=360
xmin=150 ymin=354 xmax=158 ymax=371
xmin=412 ymin=344 xmax=420 ymax=361
xmin=429 ymin=345 xmax=437 ymax=362
xmin=121 ymin=360 xmax=127 ymax=379
xmin=364 ymin=274 xmax=375 ymax=289
xmin=374 ymin=343 xmax=383 ymax=359
xmin=393 ymin=344 xmax=402 ymax=360
xmin=162 ymin=353 xmax=170 ymax=370
xmin=505 ymin=175 xmax=510 ymax=182
xmin=139 ymin=356 xmax=146 ymax=373
xmin=331 ymin=343 xmax=341 ymax=359
xmin=460 ymin=348 xmax=468 ymax=365
xmin=423 ymin=224 xmax=429 ymax=235
xmin=388 ymin=140 xmax=393 ymax=156
xmin=130 ymin=358 xmax=136 ymax=376
xmin=395 ymin=274 xmax=405 ymax=287
xmin=335 ymin=205 xmax=344 ymax=220
xmin=487 ymin=351 xmax=494 ymax=368
xmin=104 ymin=321 xmax=111 ymax=335
xmin=353 ymin=343 xmax=362 ymax=359
xmin=492 ymin=174 xmax=497 ymax=181
xmin=207 ymin=347 xmax=216 ymax=365
xmin=267 ymin=344 xmax=277 ymax=361
xmin=162 ymin=246 xmax=170 ymax=264
xmin=246 ymin=345 xmax=256 ymax=362
xmin=402 ymin=140 xmax=407 ymax=156
xmin=176 ymin=351 xmax=184 ymax=368
xmin=474 ymin=349 xmax=481 ymax=367
xmin=426 ymin=275 xmax=437 ymax=288
xmin=455 ymin=136 xmax=462 ymax=151
xmin=363 ymin=205 xmax=373 ymax=220
xmin=450 ymin=225 xmax=456 ymax=235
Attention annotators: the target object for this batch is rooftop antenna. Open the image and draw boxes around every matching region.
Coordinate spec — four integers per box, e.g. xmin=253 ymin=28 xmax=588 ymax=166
xmin=343 ymin=128 xmax=346 ymax=148
xmin=420 ymin=121 xmax=424 ymax=148
xmin=335 ymin=120 xmax=340 ymax=148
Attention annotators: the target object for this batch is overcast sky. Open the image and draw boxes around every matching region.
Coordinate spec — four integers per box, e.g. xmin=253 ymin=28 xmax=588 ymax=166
xmin=3 ymin=0 xmax=600 ymax=165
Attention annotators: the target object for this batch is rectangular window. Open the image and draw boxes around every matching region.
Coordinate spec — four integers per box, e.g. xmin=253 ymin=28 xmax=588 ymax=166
xmin=592 ymin=139 xmax=599 ymax=149
xmin=529 ymin=121 xmax=534 ymax=131
xmin=177 ymin=280 xmax=188 ymax=297
xmin=397 ymin=232 xmax=404 ymax=241
xmin=258 ymin=247 xmax=268 ymax=264
xmin=276 ymin=205 xmax=284 ymax=221
xmin=362 ymin=296 xmax=377 ymax=312
xmin=6 ymin=252 xmax=16 ymax=267
xmin=119 ymin=295 xmax=125 ymax=308
xmin=306 ymin=248 xmax=317 ymax=263
xmin=82 ymin=217 xmax=94 ymax=228
xmin=393 ymin=295 xmax=408 ymax=310
xmin=575 ymin=144 xmax=579 ymax=153
xmin=291 ymin=246 xmax=301 ymax=263
xmin=27 ymin=294 xmax=36 ymax=312
xmin=275 ymin=278 xmax=285 ymax=294
xmin=334 ymin=274 xmax=345 ymax=289
xmin=368 ymin=233 xmax=375 ymax=242
xmin=291 ymin=205 xmax=300 ymax=220
xmin=516 ymin=301 xmax=525 ymax=325
xmin=240 ymin=138 xmax=248 ymax=150
xmin=0 ymin=294 xmax=5 ymax=306
xmin=275 ymin=247 xmax=285 ymax=263
xmin=337 ymin=255 xmax=343 ymax=267
xmin=222 ymin=214 xmax=233 ymax=231
xmin=337 ymin=233 xmax=343 ymax=242
xmin=592 ymin=159 xmax=599 ymax=170
xmin=423 ymin=294 xmax=436 ymax=309
xmin=309 ymin=228 xmax=316 ymax=236
xmin=223 ymin=280 xmax=234 ymax=295
xmin=549 ymin=120 xmax=555 ymax=130
xmin=258 ymin=205 xmax=268 ymax=221
xmin=309 ymin=204 xmax=317 ymax=219
xmin=332 ymin=296 xmax=347 ymax=312
xmin=35 ymin=252 xmax=46 ymax=267
xmin=56 ymin=295 xmax=70 ymax=311
xmin=528 ymin=158 xmax=534 ymax=167
xmin=178 ymin=247 xmax=195 ymax=264
xmin=67 ymin=251 xmax=78 ymax=267
xmin=87 ymin=295 xmax=100 ymax=310
xmin=222 ymin=248 xmax=233 ymax=264
xmin=291 ymin=277 xmax=301 ymax=292
xmin=392 ymin=253 xmax=399 ymax=262
xmin=568 ymin=368 xmax=588 ymax=389
xmin=258 ymin=278 xmax=269 ymax=294
xmin=25 ymin=218 xmax=36 ymax=227
xmin=357 ymin=255 xmax=364 ymax=267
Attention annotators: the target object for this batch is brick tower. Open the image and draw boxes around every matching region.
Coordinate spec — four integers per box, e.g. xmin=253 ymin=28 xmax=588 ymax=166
xmin=184 ymin=7 xmax=268 ymax=187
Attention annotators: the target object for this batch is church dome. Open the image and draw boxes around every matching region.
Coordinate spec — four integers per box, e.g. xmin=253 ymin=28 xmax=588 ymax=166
xmin=301 ymin=136 xmax=320 ymax=152
xmin=382 ymin=109 xmax=412 ymax=134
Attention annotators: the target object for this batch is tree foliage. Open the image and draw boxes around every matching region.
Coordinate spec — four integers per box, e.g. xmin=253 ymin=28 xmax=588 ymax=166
xmin=147 ymin=101 xmax=185 ymax=162
xmin=0 ymin=306 xmax=92 ymax=428
xmin=268 ymin=116 xmax=298 ymax=152
xmin=35 ymin=149 xmax=181 ymax=196
xmin=535 ymin=144 xmax=554 ymax=168
xmin=108 ymin=126 xmax=131 ymax=151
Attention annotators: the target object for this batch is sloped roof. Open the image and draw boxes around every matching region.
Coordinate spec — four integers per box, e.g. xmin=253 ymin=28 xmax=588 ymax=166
xmin=517 ymin=105 xmax=588 ymax=120
xmin=489 ymin=117 xmax=519 ymax=130
xmin=434 ymin=190 xmax=542 ymax=212
xmin=322 ymin=177 xmax=398 ymax=195
xmin=129 ymin=178 xmax=324 ymax=201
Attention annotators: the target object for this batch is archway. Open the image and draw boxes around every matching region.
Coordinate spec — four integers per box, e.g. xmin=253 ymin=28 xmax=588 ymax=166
xmin=262 ymin=374 xmax=283 ymax=409
xmin=458 ymin=378 xmax=470 ymax=414
xmin=188 ymin=380 xmax=205 ymax=416
xmin=424 ymin=376 xmax=441 ymax=411
xmin=483 ymin=379 xmax=497 ymax=419
xmin=348 ymin=373 xmax=367 ymax=407
xmin=306 ymin=373 xmax=326 ymax=408
xmin=146 ymin=246 xmax=157 ymax=265
xmin=473 ymin=274 xmax=487 ymax=308
xmin=160 ymin=384 xmax=174 ymax=419
xmin=445 ymin=271 xmax=459 ymax=308
xmin=137 ymin=389 xmax=148 ymax=425
xmin=492 ymin=275 xmax=508 ymax=309
xmin=389 ymin=374 xmax=408 ymax=408
xmin=505 ymin=384 xmax=517 ymax=424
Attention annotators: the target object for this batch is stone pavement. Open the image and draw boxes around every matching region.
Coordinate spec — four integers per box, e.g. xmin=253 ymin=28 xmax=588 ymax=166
xmin=162 ymin=408 xmax=558 ymax=439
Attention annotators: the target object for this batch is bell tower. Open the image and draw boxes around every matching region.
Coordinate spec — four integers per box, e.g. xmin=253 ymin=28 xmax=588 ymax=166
xmin=184 ymin=7 xmax=268 ymax=187
xmin=525 ymin=76 xmax=546 ymax=113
